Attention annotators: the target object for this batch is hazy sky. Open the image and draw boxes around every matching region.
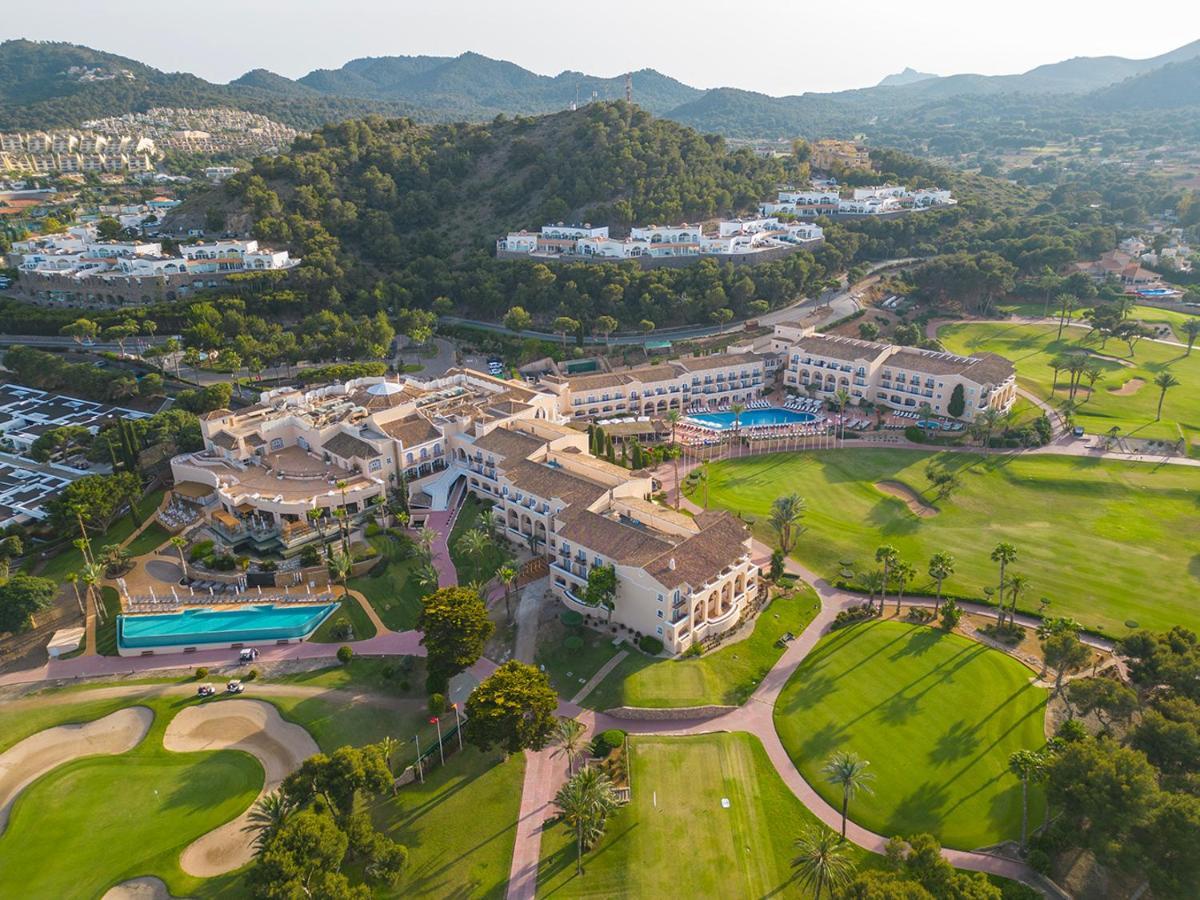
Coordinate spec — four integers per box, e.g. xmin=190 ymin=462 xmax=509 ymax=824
xmin=6 ymin=1 xmax=1200 ymax=95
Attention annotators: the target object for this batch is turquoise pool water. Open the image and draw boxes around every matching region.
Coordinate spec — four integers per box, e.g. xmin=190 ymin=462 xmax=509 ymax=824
xmin=118 ymin=603 xmax=338 ymax=649
xmin=689 ymin=408 xmax=817 ymax=431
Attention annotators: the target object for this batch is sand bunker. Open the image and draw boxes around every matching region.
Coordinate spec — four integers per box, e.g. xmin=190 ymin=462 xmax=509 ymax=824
xmin=102 ymin=877 xmax=176 ymax=900
xmin=163 ymin=699 xmax=318 ymax=877
xmin=875 ymin=481 xmax=938 ymax=517
xmin=0 ymin=707 xmax=153 ymax=834
xmin=1109 ymin=377 xmax=1146 ymax=396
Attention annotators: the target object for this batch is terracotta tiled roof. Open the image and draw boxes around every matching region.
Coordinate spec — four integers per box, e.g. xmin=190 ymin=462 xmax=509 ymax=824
xmin=555 ymin=509 xmax=676 ymax=565
xmin=504 ymin=460 xmax=607 ymax=508
xmin=644 ymin=511 xmax=751 ymax=589
xmin=473 ymin=426 xmax=544 ymax=461
xmin=322 ymin=431 xmax=380 ymax=460
xmin=379 ymin=415 xmax=441 ymax=447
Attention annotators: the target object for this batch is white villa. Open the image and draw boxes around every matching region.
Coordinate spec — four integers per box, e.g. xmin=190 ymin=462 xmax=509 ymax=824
xmin=761 ymin=184 xmax=956 ymax=218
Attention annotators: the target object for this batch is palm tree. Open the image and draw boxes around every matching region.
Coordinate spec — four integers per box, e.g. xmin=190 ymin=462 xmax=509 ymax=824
xmin=874 ymin=545 xmax=899 ymax=611
xmin=891 ymin=559 xmax=914 ymax=613
xmin=417 ymin=526 xmax=438 ymax=559
xmin=769 ymin=493 xmax=807 ymax=555
xmin=927 ymin=552 xmax=955 ymax=614
xmin=664 ymin=409 xmax=682 ymax=510
xmin=335 ymin=479 xmax=350 ymax=552
xmin=553 ymin=765 xmax=619 ymax=877
xmin=836 ymin=389 xmax=852 ymax=442
xmin=82 ymin=560 xmax=106 ymax=624
xmin=306 ymin=508 xmax=326 ymax=544
xmin=328 ymin=549 xmax=353 ymax=604
xmin=730 ymin=402 xmax=746 ymax=434
xmin=1055 ymin=293 xmax=1077 ymax=341
xmin=821 ymin=751 xmax=875 ymax=839
xmin=169 ymin=535 xmax=188 ymax=578
xmin=497 ymin=563 xmax=518 ymax=623
xmin=1082 ymin=365 xmax=1103 ymax=402
xmin=456 ymin=528 xmax=492 ymax=580
xmin=990 ymin=543 xmax=1017 ymax=627
xmin=552 ymin=717 xmax=587 ymax=775
xmin=378 ymin=736 xmax=402 ymax=786
xmin=478 ymin=509 xmax=500 ymax=541
xmin=1006 ymin=573 xmax=1029 ymax=630
xmin=1154 ymin=372 xmax=1180 ymax=420
xmin=1183 ymin=318 xmax=1200 ymax=356
xmin=917 ymin=401 xmax=935 ymax=439
xmin=415 ymin=561 xmax=440 ymax=594
xmin=791 ymin=826 xmax=857 ymax=900
xmin=1008 ymin=749 xmax=1043 ymax=853
xmin=66 ymin=572 xmax=85 ymax=615
xmin=243 ymin=790 xmax=296 ymax=854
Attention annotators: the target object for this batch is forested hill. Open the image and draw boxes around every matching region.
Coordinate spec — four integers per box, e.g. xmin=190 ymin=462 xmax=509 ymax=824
xmin=0 ymin=40 xmax=435 ymax=130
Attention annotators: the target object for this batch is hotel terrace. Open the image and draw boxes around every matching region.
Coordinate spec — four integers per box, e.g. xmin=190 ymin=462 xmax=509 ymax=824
xmin=767 ymin=325 xmax=1017 ymax=417
xmin=169 ymin=368 xmax=758 ymax=654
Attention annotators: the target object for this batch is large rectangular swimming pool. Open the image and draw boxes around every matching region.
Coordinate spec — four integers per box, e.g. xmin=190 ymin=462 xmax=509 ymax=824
xmin=118 ymin=603 xmax=338 ymax=650
xmin=688 ymin=408 xmax=817 ymax=431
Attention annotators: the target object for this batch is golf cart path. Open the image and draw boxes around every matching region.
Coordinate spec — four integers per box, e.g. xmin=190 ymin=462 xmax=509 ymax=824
xmin=164 ymin=699 xmax=318 ymax=877
xmin=0 ymin=706 xmax=153 ymax=833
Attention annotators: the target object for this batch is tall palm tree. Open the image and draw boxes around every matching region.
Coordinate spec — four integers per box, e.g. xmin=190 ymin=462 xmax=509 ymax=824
xmin=1008 ymin=749 xmax=1043 ymax=853
xmin=917 ymin=401 xmax=935 ymax=439
xmin=874 ymin=545 xmax=899 ymax=611
xmin=835 ymin=389 xmax=852 ymax=442
xmin=243 ymin=790 xmax=296 ymax=854
xmin=169 ymin=535 xmax=188 ymax=578
xmin=552 ymin=717 xmax=587 ymax=775
xmin=791 ymin=826 xmax=857 ymax=900
xmin=664 ymin=409 xmax=682 ymax=510
xmin=335 ymin=479 xmax=350 ymax=552
xmin=497 ymin=563 xmax=518 ymax=623
xmin=417 ymin=526 xmax=438 ymax=559
xmin=306 ymin=507 xmax=326 ymax=544
xmin=769 ymin=493 xmax=807 ymax=555
xmin=415 ymin=561 xmax=440 ymax=594
xmin=927 ymin=552 xmax=955 ymax=614
xmin=990 ymin=543 xmax=1017 ymax=627
xmin=1006 ymin=573 xmax=1030 ymax=630
xmin=553 ymin=765 xmax=619 ymax=877
xmin=328 ymin=549 xmax=353 ymax=603
xmin=730 ymin=402 xmax=746 ymax=434
xmin=1183 ymin=318 xmax=1200 ymax=356
xmin=456 ymin=528 xmax=492 ymax=581
xmin=821 ymin=751 xmax=875 ymax=839
xmin=378 ymin=735 xmax=402 ymax=783
xmin=1055 ymin=293 xmax=1077 ymax=341
xmin=82 ymin=560 xmax=106 ymax=624
xmin=891 ymin=559 xmax=915 ymax=613
xmin=66 ymin=572 xmax=85 ymax=615
xmin=478 ymin=509 xmax=499 ymax=541
xmin=1153 ymin=372 xmax=1180 ymax=421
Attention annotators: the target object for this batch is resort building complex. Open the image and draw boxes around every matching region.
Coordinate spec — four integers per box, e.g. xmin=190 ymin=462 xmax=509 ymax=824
xmin=761 ymin=184 xmax=956 ymax=218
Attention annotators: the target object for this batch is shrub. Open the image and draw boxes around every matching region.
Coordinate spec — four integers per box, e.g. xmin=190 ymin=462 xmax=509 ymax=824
xmin=299 ymin=544 xmax=321 ymax=567
xmin=194 ymin=667 xmax=208 ymax=679
xmin=638 ymin=635 xmax=664 ymax=655
xmin=365 ymin=522 xmax=381 ymax=537
xmin=1056 ymin=718 xmax=1088 ymax=743
xmin=1027 ymin=848 xmax=1051 ymax=875
xmin=381 ymin=664 xmax=395 ymax=679
xmin=428 ymin=692 xmax=446 ymax=714
xmin=939 ymin=598 xmax=962 ymax=631
xmin=398 ymin=679 xmax=411 ymax=692
xmin=683 ymin=642 xmax=704 ymax=658
xmin=592 ymin=729 xmax=626 ymax=757
xmin=336 ymin=645 xmax=354 ymax=665
xmin=188 ymin=539 xmax=214 ymax=561
xmin=209 ymin=553 xmax=237 ymax=571
xmin=831 ymin=602 xmax=877 ymax=630
xmin=906 ymin=607 xmax=934 ymax=623
xmin=904 ymin=425 xmax=927 ymax=443
xmin=246 ymin=668 xmax=259 ymax=681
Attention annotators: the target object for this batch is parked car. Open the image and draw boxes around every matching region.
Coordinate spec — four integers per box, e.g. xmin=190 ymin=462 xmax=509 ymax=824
xmin=226 ymin=679 xmax=244 ymax=694
xmin=196 ymin=683 xmax=215 ymax=697
xmin=239 ymin=648 xmax=259 ymax=662
xmin=1072 ymin=426 xmax=1085 ymax=438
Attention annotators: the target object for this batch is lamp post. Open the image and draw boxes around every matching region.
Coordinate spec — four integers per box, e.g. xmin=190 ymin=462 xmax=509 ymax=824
xmin=452 ymin=702 xmax=464 ymax=752
xmin=431 ymin=716 xmax=445 ymax=767
xmin=414 ymin=732 xmax=424 ymax=784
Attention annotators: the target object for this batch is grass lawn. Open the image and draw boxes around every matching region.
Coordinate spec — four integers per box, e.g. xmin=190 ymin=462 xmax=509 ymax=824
xmin=310 ymin=591 xmax=379 ymax=642
xmin=271 ymin=657 xmax=425 ymax=695
xmin=124 ymin=521 xmax=172 ymax=558
xmin=95 ymin=585 xmax=123 ymax=655
xmin=939 ymin=319 xmax=1200 ymax=449
xmin=537 ymin=733 xmax=863 ymax=898
xmin=450 ymin=495 xmax=511 ymax=586
xmin=774 ymin=619 xmax=1047 ymax=850
xmin=582 ymin=586 xmax=822 ymax=710
xmin=0 ymin=697 xmax=262 ymax=898
xmin=32 ymin=489 xmax=166 ymax=583
xmin=0 ymin=693 xmax=145 ymax=753
xmin=690 ymin=449 xmax=1200 ymax=636
xmin=372 ymin=747 xmax=525 ymax=899
xmin=348 ymin=533 xmax=424 ymax=631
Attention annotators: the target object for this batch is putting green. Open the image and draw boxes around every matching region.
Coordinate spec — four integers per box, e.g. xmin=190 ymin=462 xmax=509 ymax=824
xmin=690 ymin=449 xmax=1200 ymax=635
xmin=774 ymin=620 xmax=1047 ymax=850
xmin=939 ymin=319 xmax=1200 ymax=449
xmin=537 ymin=732 xmax=861 ymax=897
xmin=0 ymin=699 xmax=262 ymax=897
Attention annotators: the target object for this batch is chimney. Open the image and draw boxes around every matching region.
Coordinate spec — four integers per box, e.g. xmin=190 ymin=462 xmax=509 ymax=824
xmin=668 ymin=557 xmax=676 ymax=571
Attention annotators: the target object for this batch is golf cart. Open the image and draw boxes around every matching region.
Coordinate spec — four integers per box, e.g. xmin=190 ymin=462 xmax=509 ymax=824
xmin=196 ymin=683 xmax=215 ymax=697
xmin=226 ymin=679 xmax=244 ymax=694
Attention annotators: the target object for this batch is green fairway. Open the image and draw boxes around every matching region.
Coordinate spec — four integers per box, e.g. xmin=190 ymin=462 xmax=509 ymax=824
xmin=0 ymin=699 xmax=262 ymax=898
xmin=939 ymin=319 xmax=1200 ymax=449
xmin=774 ymin=620 xmax=1047 ymax=850
xmin=537 ymin=733 xmax=861 ymax=898
xmin=373 ymin=747 xmax=525 ymax=899
xmin=689 ymin=449 xmax=1200 ymax=635
xmin=582 ymin=586 xmax=822 ymax=710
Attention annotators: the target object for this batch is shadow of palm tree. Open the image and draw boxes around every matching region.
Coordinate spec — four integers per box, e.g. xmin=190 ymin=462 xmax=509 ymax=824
xmin=928 ymin=719 xmax=981 ymax=765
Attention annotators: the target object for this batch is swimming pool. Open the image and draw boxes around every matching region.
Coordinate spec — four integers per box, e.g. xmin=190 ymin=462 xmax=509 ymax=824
xmin=1137 ymin=289 xmax=1172 ymax=297
xmin=916 ymin=420 xmax=943 ymax=429
xmin=689 ymin=408 xmax=817 ymax=431
xmin=118 ymin=603 xmax=338 ymax=654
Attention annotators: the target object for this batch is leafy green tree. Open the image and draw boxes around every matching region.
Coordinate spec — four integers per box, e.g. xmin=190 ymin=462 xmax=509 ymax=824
xmin=584 ymin=564 xmax=618 ymax=622
xmin=465 ymin=660 xmax=558 ymax=754
xmin=503 ymin=306 xmax=533 ymax=332
xmin=1039 ymin=618 xmax=1090 ymax=696
xmin=0 ymin=574 xmax=57 ymax=633
xmin=281 ymin=744 xmax=393 ymax=819
xmin=418 ymin=586 xmax=494 ymax=692
xmin=250 ymin=809 xmax=364 ymax=900
xmin=1068 ymin=676 xmax=1137 ymax=731
xmin=244 ymin=791 xmax=296 ymax=855
xmin=822 ymin=751 xmax=875 ymax=839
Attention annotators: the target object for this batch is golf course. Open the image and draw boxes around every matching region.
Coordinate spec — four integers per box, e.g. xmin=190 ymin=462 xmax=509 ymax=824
xmin=774 ymin=620 xmax=1048 ymax=850
xmin=939 ymin=317 xmax=1200 ymax=450
xmin=688 ymin=449 xmax=1200 ymax=636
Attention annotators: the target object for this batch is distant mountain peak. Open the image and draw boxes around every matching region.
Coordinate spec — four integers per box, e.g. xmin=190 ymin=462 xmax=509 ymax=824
xmin=877 ymin=67 xmax=938 ymax=87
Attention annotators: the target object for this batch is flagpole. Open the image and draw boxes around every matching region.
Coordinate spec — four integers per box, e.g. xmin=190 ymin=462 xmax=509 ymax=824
xmin=415 ymin=732 xmax=424 ymax=783
xmin=453 ymin=703 xmax=463 ymax=752
xmin=433 ymin=716 xmax=445 ymax=766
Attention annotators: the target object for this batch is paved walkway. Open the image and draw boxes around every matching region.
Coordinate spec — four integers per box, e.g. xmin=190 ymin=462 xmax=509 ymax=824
xmin=570 ymin=650 xmax=627 ymax=705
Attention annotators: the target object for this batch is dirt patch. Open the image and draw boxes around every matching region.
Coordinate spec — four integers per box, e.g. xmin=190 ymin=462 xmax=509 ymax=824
xmin=1108 ymin=377 xmax=1146 ymax=396
xmin=0 ymin=706 xmax=153 ymax=833
xmin=102 ymin=877 xmax=176 ymax=900
xmin=163 ymin=699 xmax=318 ymax=877
xmin=874 ymin=481 xmax=938 ymax=517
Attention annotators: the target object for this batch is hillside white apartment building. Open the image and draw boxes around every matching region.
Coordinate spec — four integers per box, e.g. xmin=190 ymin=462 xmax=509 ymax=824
xmin=497 ymin=218 xmax=823 ymax=264
xmin=768 ymin=325 xmax=1016 ymax=417
xmin=761 ymin=184 xmax=955 ymax=218
xmin=170 ymin=370 xmax=759 ymax=654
